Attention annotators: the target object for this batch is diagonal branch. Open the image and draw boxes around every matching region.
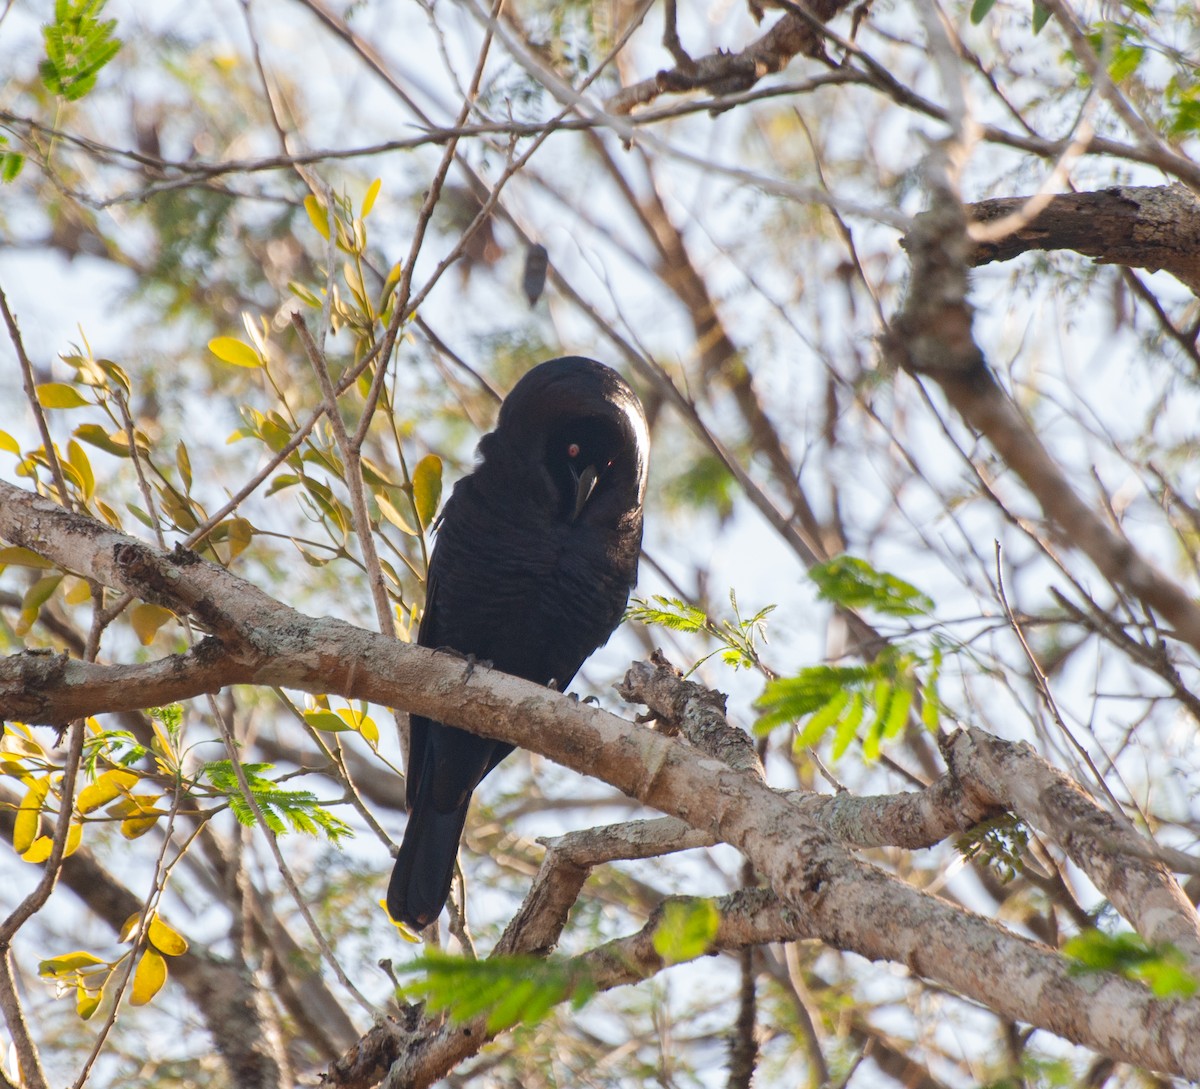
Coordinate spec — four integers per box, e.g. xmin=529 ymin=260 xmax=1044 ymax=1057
xmin=606 ymin=3 xmax=851 ymax=115
xmin=889 ymin=182 xmax=1200 ymax=655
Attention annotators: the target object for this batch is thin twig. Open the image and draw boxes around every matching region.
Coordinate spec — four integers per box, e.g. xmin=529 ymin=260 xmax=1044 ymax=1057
xmin=1 ymin=284 xmax=71 ymax=508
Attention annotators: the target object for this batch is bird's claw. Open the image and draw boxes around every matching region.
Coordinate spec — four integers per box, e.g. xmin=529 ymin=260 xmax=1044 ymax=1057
xmin=461 ymin=653 xmax=493 ymax=682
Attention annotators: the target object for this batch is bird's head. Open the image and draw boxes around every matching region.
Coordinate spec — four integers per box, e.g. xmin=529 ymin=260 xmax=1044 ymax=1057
xmin=488 ymin=357 xmax=649 ymax=524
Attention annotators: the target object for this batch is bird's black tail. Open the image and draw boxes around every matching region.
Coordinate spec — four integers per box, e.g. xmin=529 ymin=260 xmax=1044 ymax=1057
xmin=387 ymin=789 xmax=470 ymax=930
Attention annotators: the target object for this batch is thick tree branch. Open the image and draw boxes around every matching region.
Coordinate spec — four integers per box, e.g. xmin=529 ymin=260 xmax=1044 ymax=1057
xmin=950 ymin=185 xmax=1200 ymax=296
xmin=944 ymin=730 xmax=1200 ymax=968
xmin=4 ymin=483 xmax=1200 ymax=1077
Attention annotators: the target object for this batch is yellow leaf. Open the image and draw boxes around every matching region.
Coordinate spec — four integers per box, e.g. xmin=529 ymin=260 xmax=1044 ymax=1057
xmin=176 ymin=441 xmax=192 ymax=492
xmin=0 ymin=429 xmax=20 ymax=454
xmin=63 ymin=577 xmax=92 ymax=605
xmin=16 ymin=575 xmax=62 ymax=636
xmin=412 ymin=454 xmax=442 ymax=529
xmin=21 ymin=822 xmax=82 ymax=863
xmin=118 ymin=910 xmax=142 ymax=943
xmin=35 ymin=382 xmax=89 ymax=409
xmin=357 ymin=714 xmax=379 ymax=747
xmin=111 ymin=793 xmax=165 ymax=838
xmin=39 ymin=951 xmax=107 ymax=976
xmin=343 ymin=261 xmax=366 ymax=305
xmin=67 ymin=439 xmax=95 ymax=498
xmin=225 ymin=517 xmax=253 ymax=560
xmin=13 ymin=776 xmax=50 ymax=854
xmin=76 ymin=979 xmax=103 ymax=1020
xmin=130 ymin=949 xmax=167 ymax=1005
xmin=304 ymin=194 xmax=330 ymax=240
xmin=96 ymin=499 xmax=123 ymax=527
xmin=148 ymin=915 xmax=189 ymax=957
xmin=376 ymin=491 xmax=418 ymax=535
xmin=1 ymin=725 xmax=45 ymax=759
xmin=208 ymin=336 xmax=261 ymax=368
xmin=77 ymin=769 xmax=139 ymax=814
xmin=0 ymin=546 xmax=54 ymax=570
xmin=361 ymin=178 xmax=382 ymax=218
xmin=131 ymin=603 xmax=175 ymax=645
xmin=121 ymin=814 xmax=160 ymax=839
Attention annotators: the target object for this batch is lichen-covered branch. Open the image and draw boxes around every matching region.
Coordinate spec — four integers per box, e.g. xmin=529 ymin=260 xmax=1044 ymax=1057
xmin=5 ymin=482 xmax=1200 ymax=1077
xmin=953 ymin=185 xmax=1200 ymax=295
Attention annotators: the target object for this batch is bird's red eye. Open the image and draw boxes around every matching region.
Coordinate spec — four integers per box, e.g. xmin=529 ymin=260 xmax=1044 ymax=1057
xmin=567 ymin=443 xmax=581 ymax=458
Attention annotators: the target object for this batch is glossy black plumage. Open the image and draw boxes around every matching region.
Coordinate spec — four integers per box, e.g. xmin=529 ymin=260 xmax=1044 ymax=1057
xmin=387 ymin=357 xmax=649 ymax=930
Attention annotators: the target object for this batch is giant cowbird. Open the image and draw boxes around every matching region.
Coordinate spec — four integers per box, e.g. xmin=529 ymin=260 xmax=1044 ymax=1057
xmin=387 ymin=356 xmax=650 ymax=930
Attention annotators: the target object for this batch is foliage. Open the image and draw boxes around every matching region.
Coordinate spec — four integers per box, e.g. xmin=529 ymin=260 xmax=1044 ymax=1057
xmin=398 ymin=951 xmax=597 ymax=1033
xmin=39 ymin=0 xmax=122 ymax=101
xmin=39 ymin=911 xmax=189 ymax=1019
xmin=754 ymin=557 xmax=942 ymax=760
xmin=651 ymin=898 xmax=721 ymax=964
xmin=199 ymin=761 xmax=352 ymax=842
xmin=956 ymin=815 xmax=1030 ymax=883
xmin=807 ymin=555 xmax=934 ymax=618
xmin=627 ymin=590 xmax=774 ymax=672
xmin=2 ymin=0 xmax=1200 ymax=1084
xmin=1063 ymin=930 xmax=1199 ymax=999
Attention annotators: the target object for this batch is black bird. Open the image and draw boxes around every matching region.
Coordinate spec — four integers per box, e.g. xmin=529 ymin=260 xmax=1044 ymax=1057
xmin=388 ymin=356 xmax=650 ymax=930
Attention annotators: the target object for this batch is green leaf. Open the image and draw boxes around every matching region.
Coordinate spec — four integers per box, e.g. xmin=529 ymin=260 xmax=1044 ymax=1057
xmin=201 ymin=760 xmax=352 ymax=842
xmin=399 ymin=951 xmax=594 ymax=1033
xmin=793 ymin=688 xmax=848 ymax=747
xmin=74 ymin=422 xmax=133 ymax=457
xmin=374 ymin=489 xmax=416 ymax=535
xmin=304 ymin=709 xmax=353 ymax=732
xmin=412 ymin=453 xmax=443 ymax=529
xmin=957 ymin=815 xmax=1028 ymax=883
xmin=40 ymin=0 xmax=123 ymax=101
xmin=831 ymin=691 xmax=865 ymax=759
xmin=17 ymin=574 xmax=64 ymax=636
xmin=755 ymin=665 xmax=872 ymax=731
xmin=652 ymin=899 xmax=720 ymax=965
xmin=627 ymin=595 xmax=710 ymax=634
xmin=1032 ymin=1 xmax=1050 ymax=33
xmin=1063 ymin=930 xmax=1198 ymax=998
xmin=969 ymin=0 xmax=997 ymax=22
xmin=881 ymin=681 xmax=913 ymax=739
xmin=809 ymin=555 xmax=933 ymax=616
xmin=0 ymin=151 xmax=24 ymax=183
xmin=1106 ymin=44 xmax=1144 ymax=83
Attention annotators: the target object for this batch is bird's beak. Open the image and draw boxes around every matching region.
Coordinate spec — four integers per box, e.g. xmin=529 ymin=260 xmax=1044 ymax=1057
xmin=571 ymin=464 xmax=599 ymax=521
